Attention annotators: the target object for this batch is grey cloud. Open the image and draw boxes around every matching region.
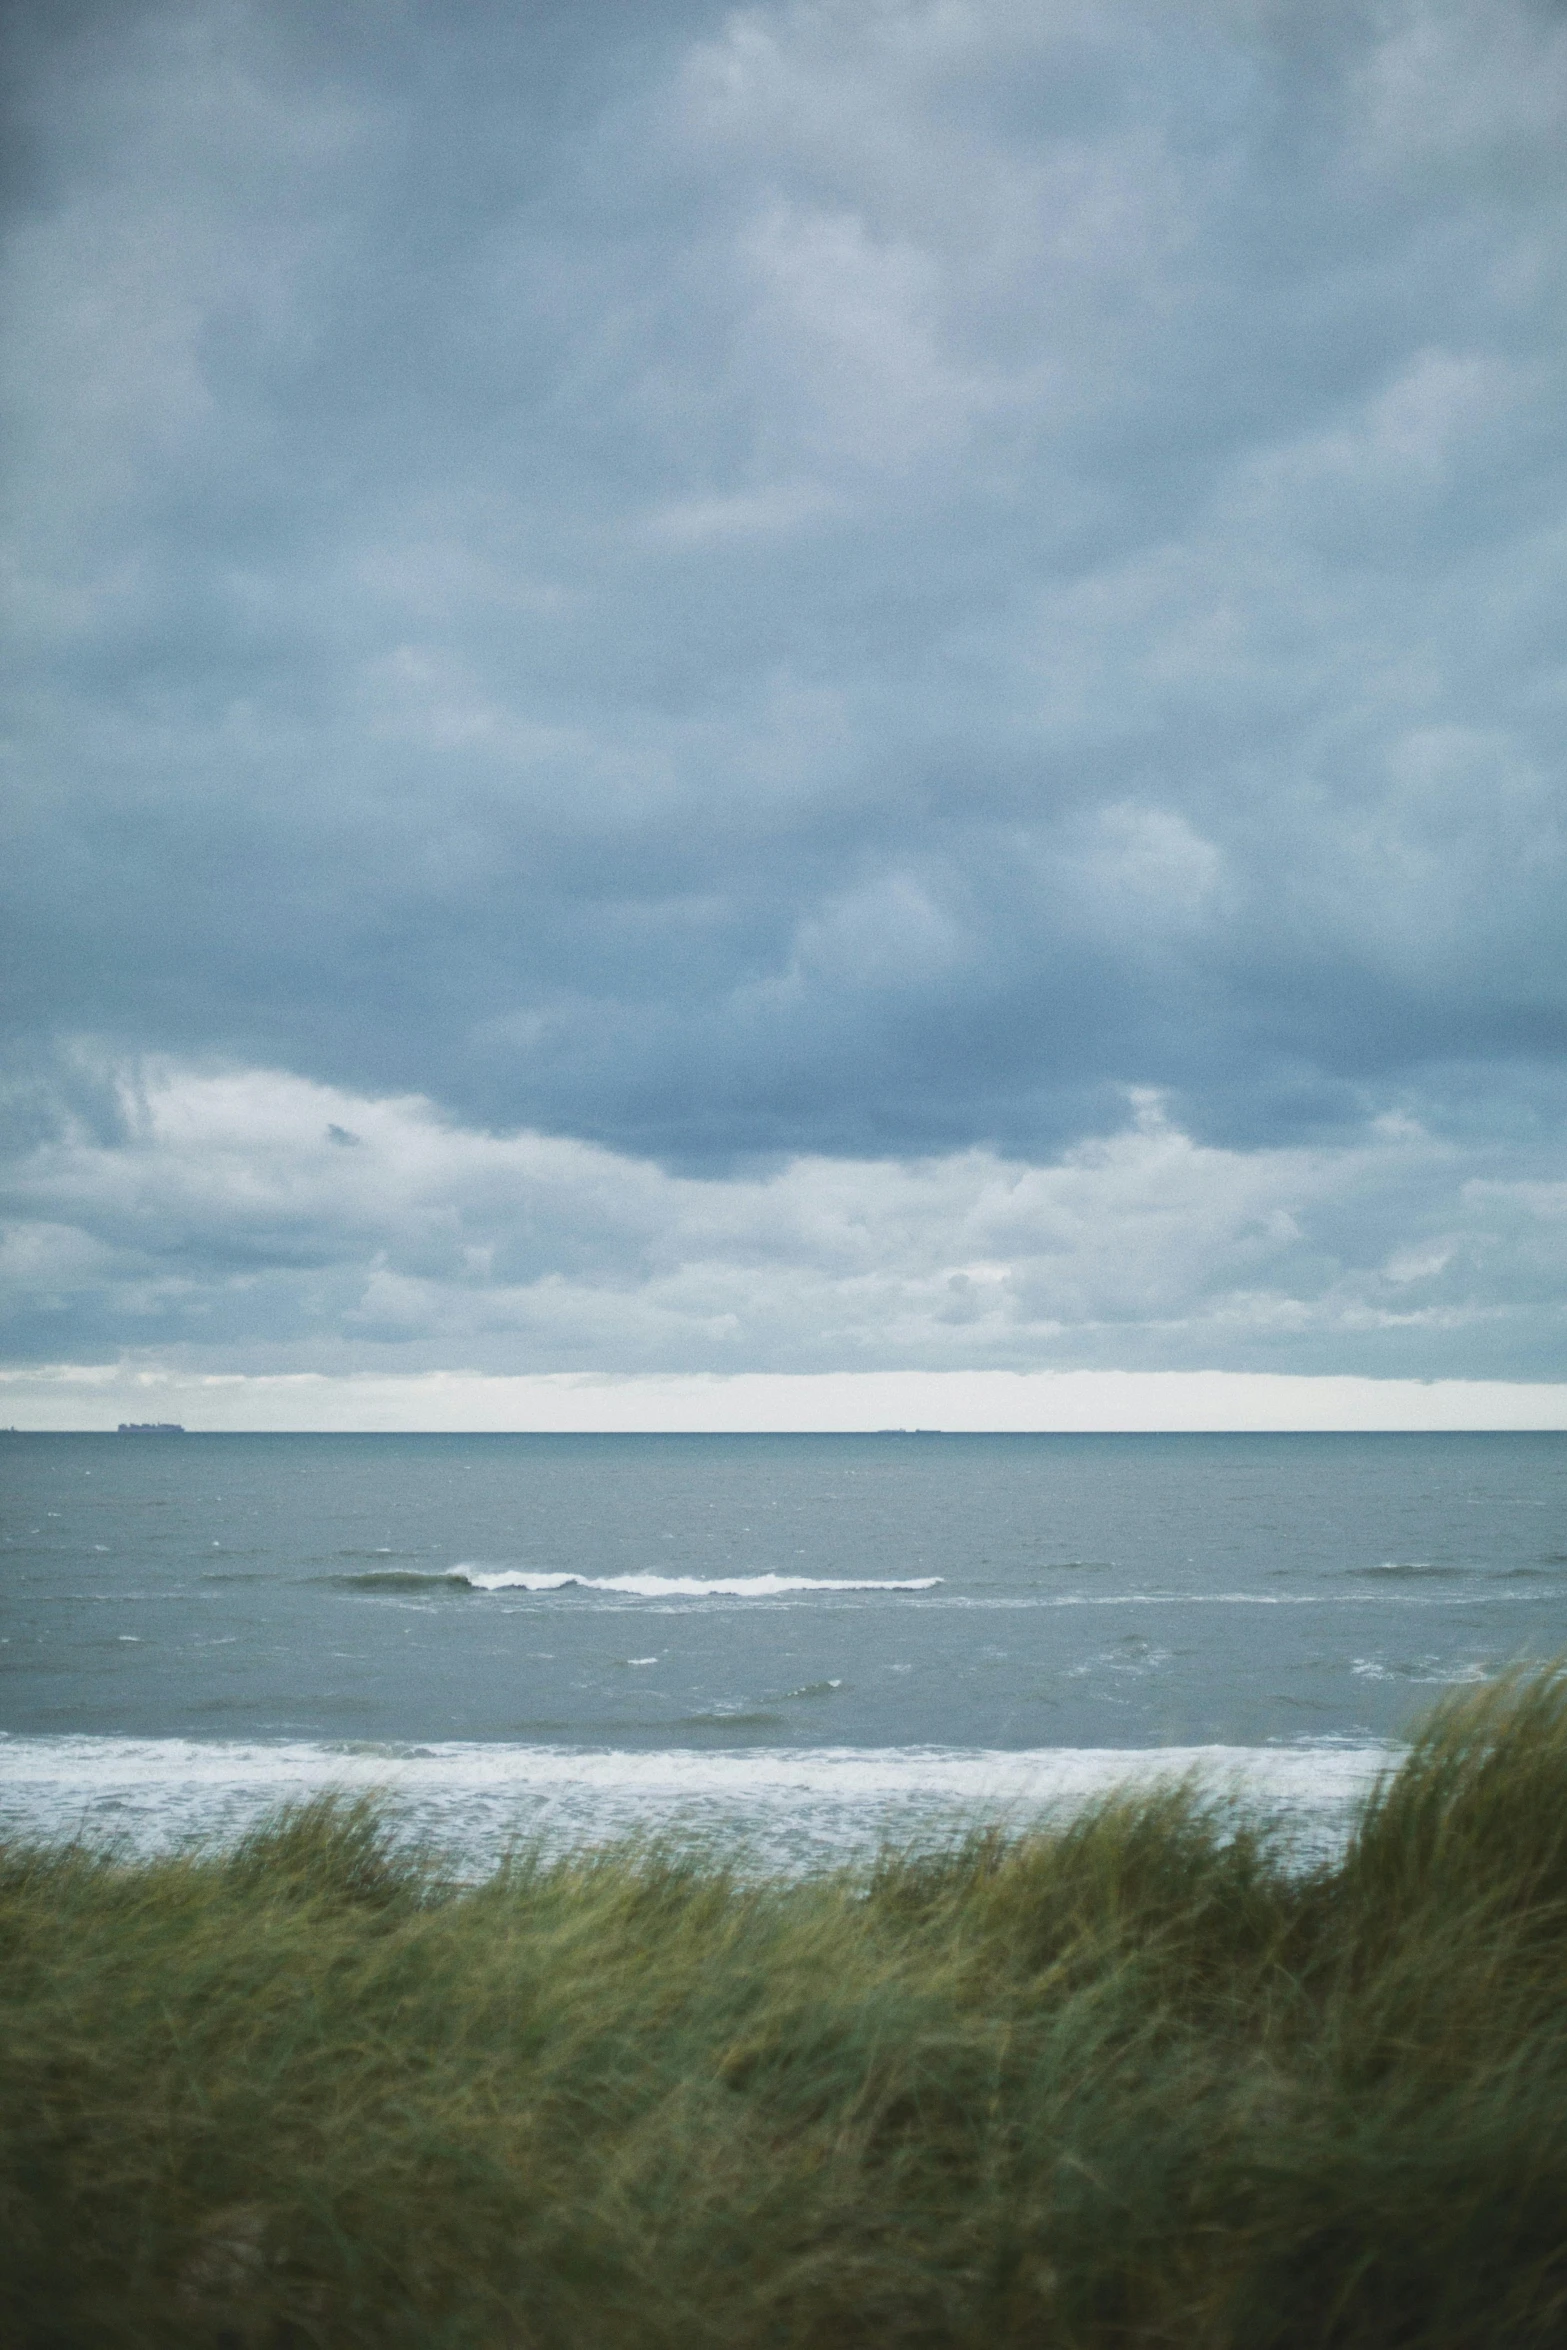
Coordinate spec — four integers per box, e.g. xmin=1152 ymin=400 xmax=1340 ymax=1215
xmin=2 ymin=0 xmax=1566 ymax=1377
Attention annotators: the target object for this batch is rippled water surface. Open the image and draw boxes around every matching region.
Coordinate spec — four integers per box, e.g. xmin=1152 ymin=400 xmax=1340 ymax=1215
xmin=3 ymin=1432 xmax=1564 ymax=1860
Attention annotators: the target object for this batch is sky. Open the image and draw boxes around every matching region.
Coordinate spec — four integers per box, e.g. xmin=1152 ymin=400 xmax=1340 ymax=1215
xmin=3 ymin=0 xmax=1566 ymax=1429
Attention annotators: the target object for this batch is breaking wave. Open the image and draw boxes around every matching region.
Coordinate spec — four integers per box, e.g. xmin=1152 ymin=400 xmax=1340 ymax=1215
xmin=328 ymin=1570 xmax=470 ymax=1593
xmin=1348 ymin=1560 xmax=1464 ymax=1580
xmin=0 ymin=1733 xmax=1391 ymax=1874
xmin=447 ymin=1567 xmax=942 ymax=1598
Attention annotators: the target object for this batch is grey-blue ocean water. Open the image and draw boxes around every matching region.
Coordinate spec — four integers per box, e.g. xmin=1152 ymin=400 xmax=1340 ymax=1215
xmin=3 ymin=1432 xmax=1565 ymax=1863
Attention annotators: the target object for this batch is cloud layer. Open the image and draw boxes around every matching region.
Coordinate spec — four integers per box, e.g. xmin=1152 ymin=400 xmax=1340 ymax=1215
xmin=5 ymin=1057 xmax=1563 ymax=1381
xmin=2 ymin=0 xmax=1565 ymax=1385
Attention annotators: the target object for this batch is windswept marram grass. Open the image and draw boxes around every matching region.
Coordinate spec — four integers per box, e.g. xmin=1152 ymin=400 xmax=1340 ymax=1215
xmin=8 ymin=1672 xmax=1567 ymax=2348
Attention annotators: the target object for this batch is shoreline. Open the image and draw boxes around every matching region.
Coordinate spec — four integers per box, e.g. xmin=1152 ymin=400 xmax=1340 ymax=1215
xmin=0 ymin=1728 xmax=1392 ymax=1874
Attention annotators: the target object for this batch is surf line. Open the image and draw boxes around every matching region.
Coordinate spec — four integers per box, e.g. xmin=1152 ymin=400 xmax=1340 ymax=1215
xmin=447 ymin=1568 xmax=942 ymax=1597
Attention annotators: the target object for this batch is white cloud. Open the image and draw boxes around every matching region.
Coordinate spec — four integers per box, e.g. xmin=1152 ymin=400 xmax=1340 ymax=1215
xmin=3 ymin=1055 xmax=1563 ymax=1381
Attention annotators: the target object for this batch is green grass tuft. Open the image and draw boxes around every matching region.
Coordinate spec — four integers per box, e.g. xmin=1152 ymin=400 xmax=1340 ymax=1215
xmin=8 ymin=1672 xmax=1567 ymax=2346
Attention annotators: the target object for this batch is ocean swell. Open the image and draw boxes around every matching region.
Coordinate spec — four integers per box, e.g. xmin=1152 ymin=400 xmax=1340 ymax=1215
xmin=447 ymin=1567 xmax=942 ymax=1598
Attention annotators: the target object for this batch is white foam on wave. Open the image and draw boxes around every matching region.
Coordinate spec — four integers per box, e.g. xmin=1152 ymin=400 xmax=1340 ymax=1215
xmin=448 ymin=1566 xmax=942 ymax=1597
xmin=1352 ymin=1656 xmax=1490 ymax=1686
xmin=0 ymin=1733 xmax=1392 ymax=1873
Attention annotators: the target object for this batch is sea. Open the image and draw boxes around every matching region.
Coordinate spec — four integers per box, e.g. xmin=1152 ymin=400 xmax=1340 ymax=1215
xmin=3 ymin=1430 xmax=1565 ymax=1871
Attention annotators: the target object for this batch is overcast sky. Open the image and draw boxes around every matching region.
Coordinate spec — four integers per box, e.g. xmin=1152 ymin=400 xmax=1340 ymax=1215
xmin=3 ymin=0 xmax=1565 ymax=1423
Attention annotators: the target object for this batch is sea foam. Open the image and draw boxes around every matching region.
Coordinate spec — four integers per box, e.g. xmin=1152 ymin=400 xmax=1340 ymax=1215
xmin=0 ymin=1733 xmax=1391 ymax=1875
xmin=447 ymin=1567 xmax=943 ymax=1597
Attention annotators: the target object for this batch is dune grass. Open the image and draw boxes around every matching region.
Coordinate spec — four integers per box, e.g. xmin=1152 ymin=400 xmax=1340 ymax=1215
xmin=7 ymin=1673 xmax=1567 ymax=2347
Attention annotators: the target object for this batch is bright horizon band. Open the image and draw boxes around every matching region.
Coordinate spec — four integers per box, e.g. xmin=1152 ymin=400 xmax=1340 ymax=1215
xmin=5 ymin=1365 xmax=1567 ymax=1433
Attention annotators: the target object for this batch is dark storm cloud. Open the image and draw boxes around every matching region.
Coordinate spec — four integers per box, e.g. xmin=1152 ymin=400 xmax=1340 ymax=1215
xmin=2 ymin=0 xmax=1566 ymax=1379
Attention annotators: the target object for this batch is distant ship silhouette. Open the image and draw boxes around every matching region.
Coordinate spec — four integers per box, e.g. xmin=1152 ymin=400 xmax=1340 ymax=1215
xmin=116 ymin=1422 xmax=186 ymax=1434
